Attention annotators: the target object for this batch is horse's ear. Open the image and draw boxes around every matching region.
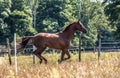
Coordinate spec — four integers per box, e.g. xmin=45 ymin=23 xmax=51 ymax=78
xmin=77 ymin=19 xmax=80 ymax=24
xmin=77 ymin=19 xmax=80 ymax=23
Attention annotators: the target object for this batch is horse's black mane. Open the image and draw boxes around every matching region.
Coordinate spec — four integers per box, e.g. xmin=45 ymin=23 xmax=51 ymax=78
xmin=62 ymin=23 xmax=73 ymax=32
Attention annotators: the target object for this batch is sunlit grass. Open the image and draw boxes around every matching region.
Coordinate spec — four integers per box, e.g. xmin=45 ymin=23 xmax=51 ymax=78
xmin=0 ymin=52 xmax=120 ymax=78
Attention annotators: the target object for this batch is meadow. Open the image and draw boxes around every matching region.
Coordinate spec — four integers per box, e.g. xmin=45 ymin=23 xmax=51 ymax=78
xmin=0 ymin=52 xmax=120 ymax=78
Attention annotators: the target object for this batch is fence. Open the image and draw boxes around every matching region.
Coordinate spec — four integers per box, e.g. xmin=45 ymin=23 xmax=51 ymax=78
xmin=1 ymin=40 xmax=120 ymax=56
xmin=0 ymin=38 xmax=11 ymax=65
xmin=100 ymin=41 xmax=120 ymax=52
xmin=1 ymin=40 xmax=120 ymax=65
xmin=21 ymin=40 xmax=120 ymax=54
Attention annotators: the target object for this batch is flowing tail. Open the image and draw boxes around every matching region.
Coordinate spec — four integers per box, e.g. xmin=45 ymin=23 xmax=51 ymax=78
xmin=21 ymin=36 xmax=34 ymax=48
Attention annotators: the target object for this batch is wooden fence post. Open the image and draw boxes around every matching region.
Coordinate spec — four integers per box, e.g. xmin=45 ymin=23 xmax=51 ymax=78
xmin=79 ymin=33 xmax=82 ymax=62
xmin=7 ymin=38 xmax=12 ymax=65
xmin=98 ymin=33 xmax=101 ymax=60
xmin=14 ymin=33 xmax=18 ymax=76
xmin=33 ymin=55 xmax=36 ymax=64
xmin=33 ymin=46 xmax=36 ymax=64
xmin=77 ymin=0 xmax=82 ymax=62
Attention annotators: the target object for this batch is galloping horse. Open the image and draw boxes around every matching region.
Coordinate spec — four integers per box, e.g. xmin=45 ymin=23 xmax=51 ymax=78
xmin=19 ymin=19 xmax=87 ymax=64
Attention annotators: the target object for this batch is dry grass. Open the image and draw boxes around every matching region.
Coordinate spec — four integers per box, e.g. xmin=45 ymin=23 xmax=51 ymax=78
xmin=0 ymin=52 xmax=120 ymax=78
xmin=0 ymin=57 xmax=3 ymax=65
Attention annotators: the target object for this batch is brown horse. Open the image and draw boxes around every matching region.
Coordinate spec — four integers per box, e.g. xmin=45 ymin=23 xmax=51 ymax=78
xmin=19 ymin=20 xmax=87 ymax=64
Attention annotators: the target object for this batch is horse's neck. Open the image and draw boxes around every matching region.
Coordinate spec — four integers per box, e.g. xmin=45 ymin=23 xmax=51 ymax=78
xmin=65 ymin=30 xmax=75 ymax=39
xmin=62 ymin=26 xmax=76 ymax=40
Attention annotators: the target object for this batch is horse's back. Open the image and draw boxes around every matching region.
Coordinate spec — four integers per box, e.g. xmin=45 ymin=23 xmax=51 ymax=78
xmin=33 ymin=33 xmax=68 ymax=49
xmin=34 ymin=33 xmax=59 ymax=39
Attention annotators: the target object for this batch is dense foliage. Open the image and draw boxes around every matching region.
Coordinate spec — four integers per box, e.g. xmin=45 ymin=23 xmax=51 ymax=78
xmin=103 ymin=0 xmax=120 ymax=39
xmin=0 ymin=0 xmax=118 ymax=47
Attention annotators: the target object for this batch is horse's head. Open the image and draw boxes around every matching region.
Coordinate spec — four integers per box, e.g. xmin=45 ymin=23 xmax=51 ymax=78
xmin=75 ymin=19 xmax=87 ymax=33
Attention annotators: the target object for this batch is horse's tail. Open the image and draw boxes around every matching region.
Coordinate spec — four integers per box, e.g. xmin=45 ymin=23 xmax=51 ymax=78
xmin=21 ymin=36 xmax=34 ymax=48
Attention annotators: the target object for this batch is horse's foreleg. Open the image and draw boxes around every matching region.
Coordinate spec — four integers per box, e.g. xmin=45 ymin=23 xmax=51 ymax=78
xmin=58 ymin=49 xmax=71 ymax=63
xmin=64 ymin=51 xmax=71 ymax=60
xmin=58 ymin=51 xmax=66 ymax=63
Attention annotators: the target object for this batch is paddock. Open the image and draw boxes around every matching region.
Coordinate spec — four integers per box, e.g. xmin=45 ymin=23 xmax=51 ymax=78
xmin=0 ymin=39 xmax=120 ymax=78
xmin=0 ymin=0 xmax=120 ymax=77
xmin=0 ymin=52 xmax=120 ymax=78
xmin=0 ymin=57 xmax=4 ymax=65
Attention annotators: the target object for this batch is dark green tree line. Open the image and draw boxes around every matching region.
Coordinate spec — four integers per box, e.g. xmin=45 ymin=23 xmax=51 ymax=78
xmin=0 ymin=0 xmax=114 ymax=47
xmin=103 ymin=0 xmax=120 ymax=39
xmin=0 ymin=0 xmax=11 ymax=44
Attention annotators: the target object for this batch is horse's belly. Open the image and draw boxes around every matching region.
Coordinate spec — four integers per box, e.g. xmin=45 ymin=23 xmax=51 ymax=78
xmin=46 ymin=40 xmax=70 ymax=50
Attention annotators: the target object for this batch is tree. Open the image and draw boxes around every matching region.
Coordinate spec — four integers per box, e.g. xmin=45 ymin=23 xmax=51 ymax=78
xmin=0 ymin=0 xmax=11 ymax=44
xmin=0 ymin=0 xmax=112 ymax=46
xmin=73 ymin=0 xmax=111 ymax=46
xmin=103 ymin=0 xmax=120 ymax=39
xmin=36 ymin=0 xmax=76 ymax=33
xmin=104 ymin=0 xmax=120 ymax=24
xmin=7 ymin=0 xmax=34 ymax=37
xmin=35 ymin=0 xmax=111 ymax=46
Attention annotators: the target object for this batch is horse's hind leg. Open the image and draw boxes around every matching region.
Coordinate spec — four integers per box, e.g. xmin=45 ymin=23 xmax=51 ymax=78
xmin=40 ymin=55 xmax=47 ymax=64
xmin=37 ymin=47 xmax=47 ymax=64
xmin=33 ymin=47 xmax=47 ymax=64
xmin=33 ymin=50 xmax=43 ymax=63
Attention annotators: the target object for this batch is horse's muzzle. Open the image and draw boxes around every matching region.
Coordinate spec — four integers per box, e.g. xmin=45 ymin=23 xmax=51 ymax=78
xmin=83 ymin=29 xmax=88 ymax=33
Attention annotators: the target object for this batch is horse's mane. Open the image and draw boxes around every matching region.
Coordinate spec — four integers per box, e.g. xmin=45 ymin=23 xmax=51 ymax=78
xmin=62 ymin=23 xmax=73 ymax=33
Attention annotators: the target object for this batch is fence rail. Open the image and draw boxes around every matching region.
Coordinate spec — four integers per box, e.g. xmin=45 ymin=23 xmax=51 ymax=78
xmin=1 ymin=40 xmax=120 ymax=56
xmin=1 ymin=46 xmax=120 ymax=56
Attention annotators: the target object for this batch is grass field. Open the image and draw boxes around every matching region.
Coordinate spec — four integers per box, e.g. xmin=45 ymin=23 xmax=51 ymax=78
xmin=0 ymin=52 xmax=120 ymax=78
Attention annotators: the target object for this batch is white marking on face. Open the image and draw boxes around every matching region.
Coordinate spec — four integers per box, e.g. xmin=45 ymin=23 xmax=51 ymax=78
xmin=79 ymin=21 xmax=84 ymax=28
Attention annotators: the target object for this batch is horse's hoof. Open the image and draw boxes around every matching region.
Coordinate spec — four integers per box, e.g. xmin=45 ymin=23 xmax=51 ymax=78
xmin=58 ymin=59 xmax=62 ymax=64
xmin=45 ymin=61 xmax=47 ymax=64
xmin=39 ymin=61 xmax=42 ymax=64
